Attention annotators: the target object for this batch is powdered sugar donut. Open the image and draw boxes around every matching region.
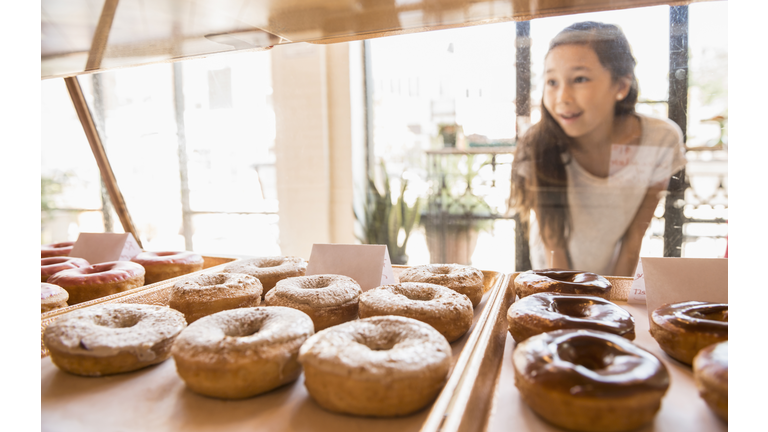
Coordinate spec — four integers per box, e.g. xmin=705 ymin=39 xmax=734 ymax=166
xmin=298 ymin=315 xmax=452 ymax=417
xmin=265 ymin=274 xmax=361 ymax=331
xmin=172 ymin=306 xmax=314 ymax=399
xmin=399 ymin=264 xmax=485 ymax=307
xmin=43 ymin=303 xmax=186 ymax=376
xmin=359 ymin=282 xmax=473 ymax=342
xmin=41 ymin=282 xmax=69 ymax=313
xmin=168 ymin=272 xmax=263 ymax=324
xmin=222 ymin=256 xmax=307 ymax=295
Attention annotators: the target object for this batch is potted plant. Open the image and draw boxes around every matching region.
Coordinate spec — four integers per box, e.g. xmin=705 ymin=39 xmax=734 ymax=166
xmin=438 ymin=123 xmax=462 ymax=148
xmin=422 ymin=154 xmax=494 ymax=265
xmin=355 ymin=160 xmax=421 ymax=265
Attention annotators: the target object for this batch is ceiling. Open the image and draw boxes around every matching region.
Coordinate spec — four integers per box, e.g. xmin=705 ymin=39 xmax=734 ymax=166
xmin=41 ymin=0 xmax=707 ymax=79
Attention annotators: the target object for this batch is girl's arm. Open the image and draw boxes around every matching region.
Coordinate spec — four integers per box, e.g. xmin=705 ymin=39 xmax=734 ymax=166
xmin=613 ymin=182 xmax=667 ymax=276
xmin=543 ymin=244 xmax=570 ymax=270
xmin=536 ymin=218 xmax=571 ymax=269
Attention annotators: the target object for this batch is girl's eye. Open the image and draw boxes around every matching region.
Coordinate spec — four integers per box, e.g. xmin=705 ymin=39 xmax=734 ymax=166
xmin=574 ymin=76 xmax=589 ymax=83
xmin=546 ymin=79 xmax=557 ymax=87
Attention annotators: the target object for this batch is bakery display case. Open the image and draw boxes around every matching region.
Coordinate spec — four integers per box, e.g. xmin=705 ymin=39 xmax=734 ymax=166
xmin=39 ymin=0 xmax=730 ymax=431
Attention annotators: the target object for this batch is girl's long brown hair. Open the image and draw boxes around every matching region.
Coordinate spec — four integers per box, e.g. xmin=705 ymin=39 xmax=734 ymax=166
xmin=509 ymin=21 xmax=639 ymax=249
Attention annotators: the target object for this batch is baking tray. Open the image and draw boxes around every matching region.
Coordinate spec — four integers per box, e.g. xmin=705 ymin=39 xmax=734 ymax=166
xmin=41 ymin=266 xmax=508 ymax=432
xmin=442 ymin=273 xmax=728 ymax=432
xmin=41 ymin=255 xmax=240 ymax=357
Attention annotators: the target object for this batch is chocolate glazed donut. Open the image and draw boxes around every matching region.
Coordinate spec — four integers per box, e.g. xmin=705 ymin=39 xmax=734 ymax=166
xmin=650 ymin=301 xmax=728 ymax=365
xmin=513 ymin=329 xmax=670 ymax=432
xmin=693 ymin=340 xmax=728 ymax=422
xmin=507 ymin=293 xmax=635 ymax=343
xmin=514 ymin=269 xmax=612 ymax=300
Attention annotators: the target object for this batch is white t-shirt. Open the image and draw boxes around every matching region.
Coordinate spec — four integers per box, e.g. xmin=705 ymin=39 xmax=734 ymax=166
xmin=528 ymin=114 xmax=687 ymax=275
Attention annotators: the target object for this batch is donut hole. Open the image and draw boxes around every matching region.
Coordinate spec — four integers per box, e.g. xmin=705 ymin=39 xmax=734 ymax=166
xmin=430 ymin=266 xmax=451 ymax=275
xmin=365 ymin=340 xmax=397 ymax=351
xmin=307 ymin=278 xmax=333 ymax=289
xmin=256 ymin=258 xmax=285 ymax=268
xmin=201 ymin=273 xmax=234 ymax=286
xmin=223 ymin=320 xmax=263 ymax=338
xmin=687 ymin=306 xmax=728 ymax=322
xmin=357 ymin=334 xmax=400 ymax=351
xmin=93 ymin=313 xmax=142 ymax=329
xmin=556 ymin=336 xmax=623 ymax=371
xmin=552 ymin=299 xmax=593 ymax=318
xmin=82 ymin=265 xmax=103 ymax=274
xmin=154 ymin=251 xmax=178 ymax=257
xmin=396 ymin=288 xmax=436 ymax=302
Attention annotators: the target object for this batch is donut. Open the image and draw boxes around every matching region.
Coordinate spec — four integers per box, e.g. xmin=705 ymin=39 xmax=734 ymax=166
xmin=298 ymin=315 xmax=452 ymax=417
xmin=47 ymin=261 xmax=146 ymax=305
xmin=41 ymin=256 xmax=90 ymax=282
xmin=693 ymin=340 xmax=728 ymax=422
xmin=650 ymin=301 xmax=728 ymax=365
xmin=514 ymin=269 xmax=612 ymax=300
xmin=507 ymin=292 xmax=635 ymax=343
xmin=171 ymin=306 xmax=314 ymax=399
xmin=168 ymin=272 xmax=263 ymax=324
xmin=41 ymin=282 xmax=69 ymax=313
xmin=41 ymin=241 xmax=75 ymax=258
xmin=130 ymin=251 xmax=204 ymax=285
xmin=513 ymin=329 xmax=670 ymax=432
xmin=359 ymin=282 xmax=473 ymax=342
xmin=222 ymin=256 xmax=307 ymax=296
xmin=398 ymin=264 xmax=485 ymax=307
xmin=264 ymin=274 xmax=361 ymax=331
xmin=43 ymin=303 xmax=186 ymax=376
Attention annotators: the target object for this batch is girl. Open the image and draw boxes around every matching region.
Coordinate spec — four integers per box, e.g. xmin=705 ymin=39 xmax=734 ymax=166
xmin=509 ymin=22 xmax=686 ymax=276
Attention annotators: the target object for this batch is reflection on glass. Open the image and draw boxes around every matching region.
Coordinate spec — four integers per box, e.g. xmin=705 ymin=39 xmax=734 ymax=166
xmin=368 ymin=3 xmax=727 ymax=269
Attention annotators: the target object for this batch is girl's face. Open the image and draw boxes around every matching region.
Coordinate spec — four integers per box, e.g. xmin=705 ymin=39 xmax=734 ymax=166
xmin=542 ymin=44 xmax=629 ymax=143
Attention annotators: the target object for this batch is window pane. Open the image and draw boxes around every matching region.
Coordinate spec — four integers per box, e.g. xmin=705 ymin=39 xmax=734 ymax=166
xmin=74 ymin=51 xmax=279 ymax=255
xmin=41 ymin=78 xmax=111 ymax=245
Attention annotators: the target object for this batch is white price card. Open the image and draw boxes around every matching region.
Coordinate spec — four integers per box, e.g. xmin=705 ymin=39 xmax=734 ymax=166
xmin=69 ymin=232 xmax=142 ymax=264
xmin=627 ymin=258 xmax=647 ymax=304
xmin=305 ymin=244 xmax=397 ymax=291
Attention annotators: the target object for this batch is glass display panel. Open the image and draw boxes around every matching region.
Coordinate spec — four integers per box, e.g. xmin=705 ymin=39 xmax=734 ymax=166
xmin=71 ymin=50 xmax=280 ymax=256
xmin=41 ymin=79 xmax=118 ymax=244
xmin=367 ymin=2 xmax=727 ymax=272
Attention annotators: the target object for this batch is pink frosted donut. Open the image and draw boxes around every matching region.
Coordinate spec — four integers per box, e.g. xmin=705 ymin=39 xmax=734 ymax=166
xmin=41 ymin=256 xmax=90 ymax=282
xmin=130 ymin=251 xmax=204 ymax=285
xmin=47 ymin=261 xmax=146 ymax=305
xmin=41 ymin=282 xmax=69 ymax=313
xmin=41 ymin=241 xmax=75 ymax=258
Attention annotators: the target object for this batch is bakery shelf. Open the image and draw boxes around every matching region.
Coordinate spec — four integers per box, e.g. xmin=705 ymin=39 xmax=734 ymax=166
xmin=41 ymin=254 xmax=241 ymax=357
xmin=41 ymin=266 xmax=509 ymax=432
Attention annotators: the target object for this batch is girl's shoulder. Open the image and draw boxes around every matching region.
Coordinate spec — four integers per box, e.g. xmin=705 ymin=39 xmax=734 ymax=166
xmin=637 ymin=113 xmax=684 ymax=146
